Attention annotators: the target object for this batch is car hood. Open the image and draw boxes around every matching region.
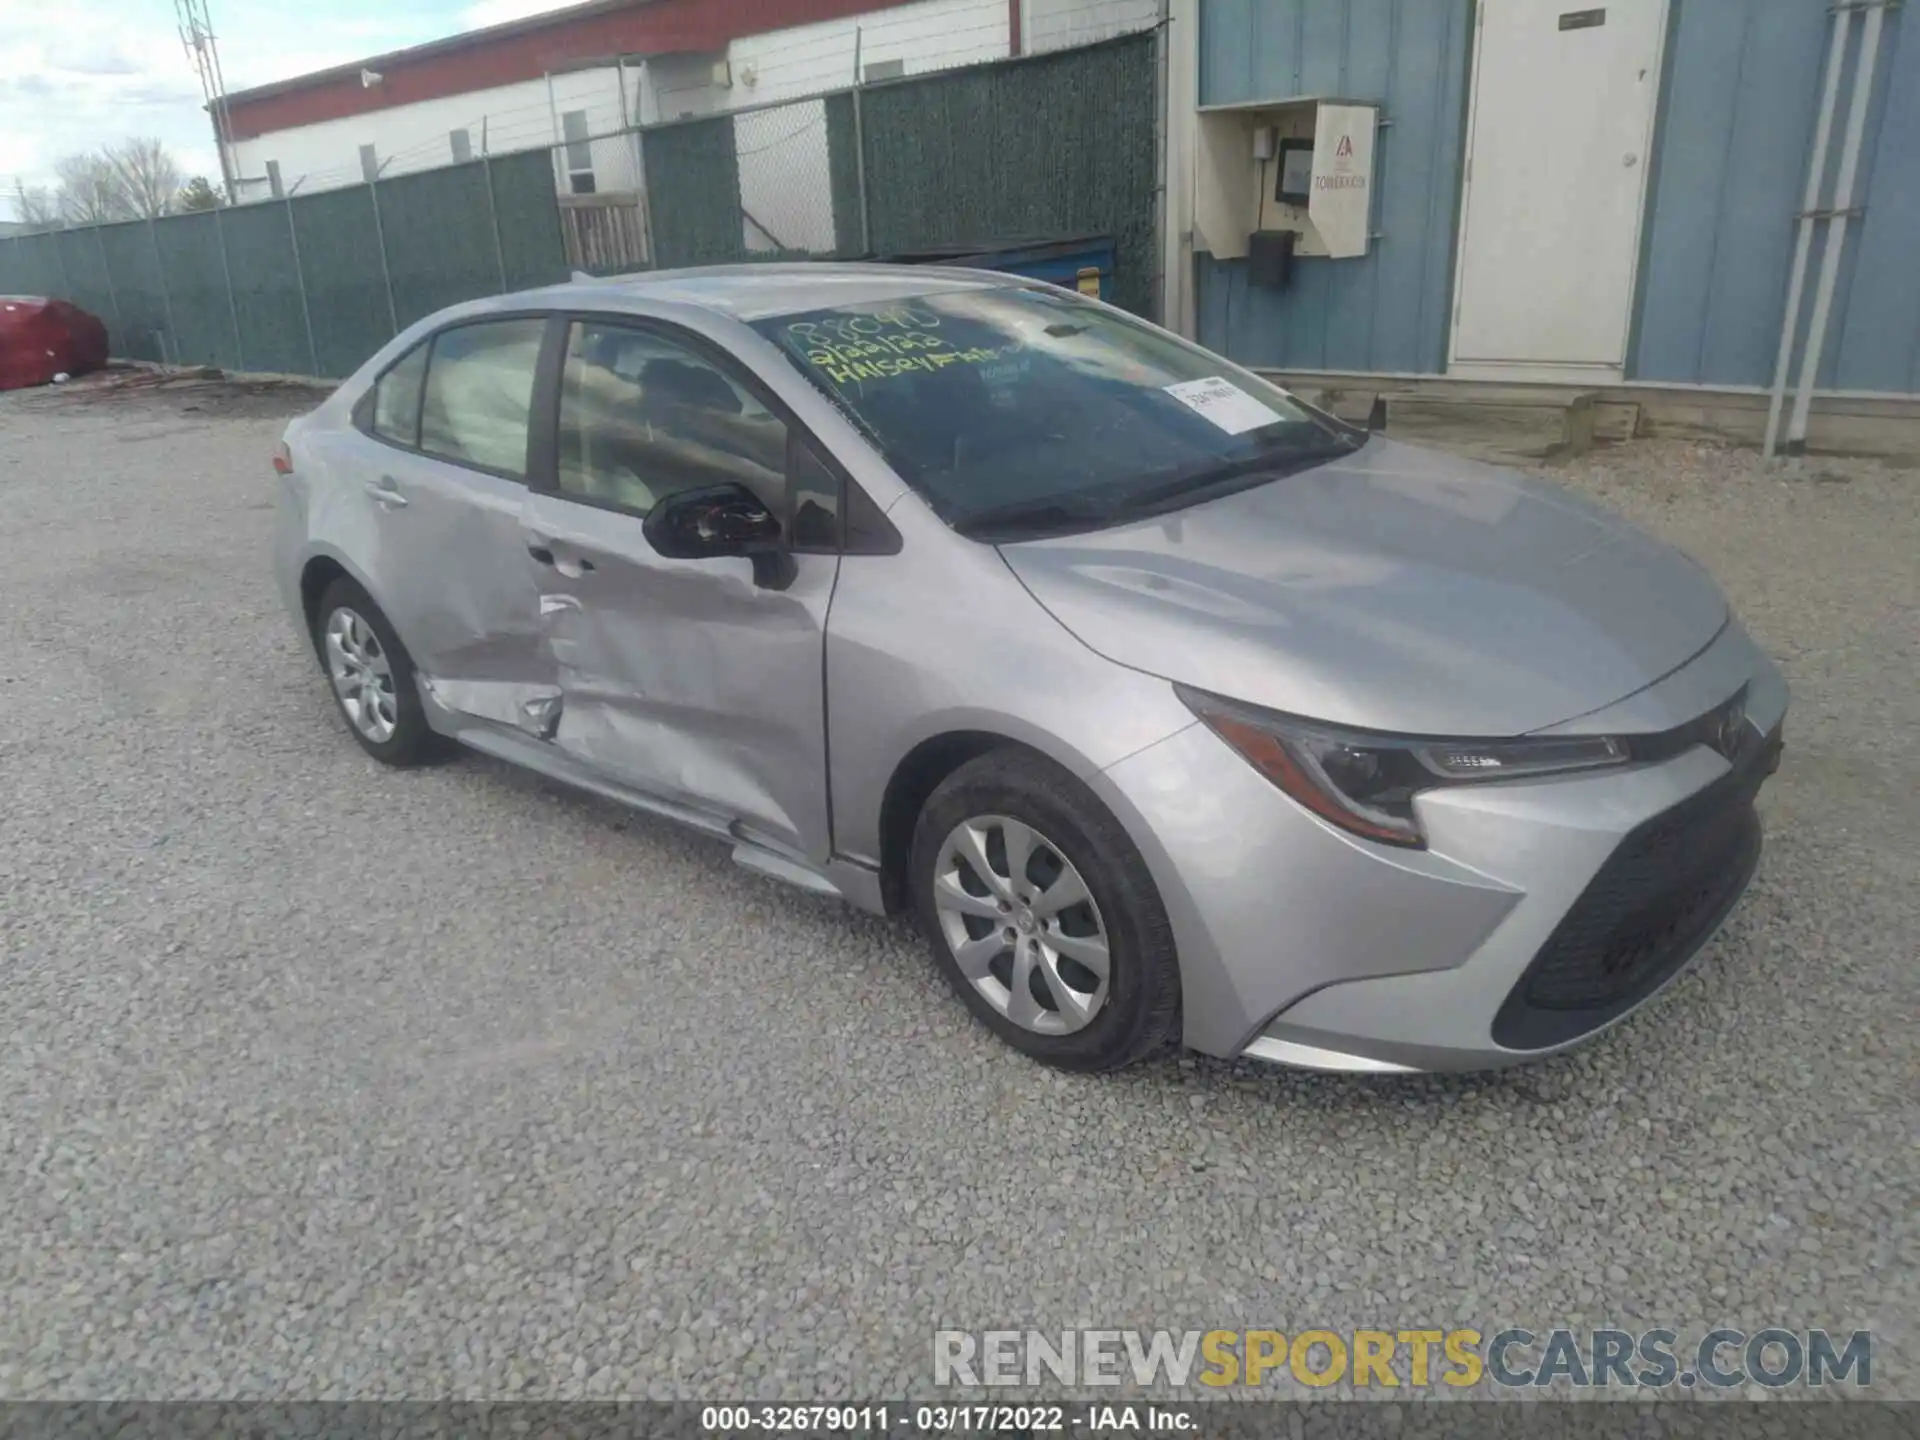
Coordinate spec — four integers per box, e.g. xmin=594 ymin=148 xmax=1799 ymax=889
xmin=998 ymin=437 xmax=1728 ymax=736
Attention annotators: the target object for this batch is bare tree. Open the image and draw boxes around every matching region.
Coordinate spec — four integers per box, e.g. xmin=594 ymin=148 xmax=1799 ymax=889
xmin=12 ymin=178 xmax=59 ymax=230
xmin=104 ymin=138 xmax=184 ymax=219
xmin=54 ymin=152 xmax=129 ymax=225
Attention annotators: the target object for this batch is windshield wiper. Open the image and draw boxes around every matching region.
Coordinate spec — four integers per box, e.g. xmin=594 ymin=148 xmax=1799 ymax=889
xmin=1103 ymin=440 xmax=1355 ymax=523
xmin=950 ymin=494 xmax=1115 ymax=541
xmin=952 ymin=429 xmax=1361 ymax=541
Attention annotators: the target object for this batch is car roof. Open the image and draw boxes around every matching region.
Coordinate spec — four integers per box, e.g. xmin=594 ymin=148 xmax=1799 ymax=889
xmin=531 ymin=261 xmax=1026 ymax=322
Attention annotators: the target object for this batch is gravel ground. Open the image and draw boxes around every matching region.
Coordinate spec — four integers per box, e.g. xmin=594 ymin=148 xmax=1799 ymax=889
xmin=1 ymin=378 xmax=1914 ymax=1401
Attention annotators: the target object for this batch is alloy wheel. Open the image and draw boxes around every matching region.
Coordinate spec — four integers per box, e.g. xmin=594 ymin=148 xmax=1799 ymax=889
xmin=931 ymin=814 xmax=1111 ymax=1035
xmin=323 ymin=606 xmax=398 ymax=743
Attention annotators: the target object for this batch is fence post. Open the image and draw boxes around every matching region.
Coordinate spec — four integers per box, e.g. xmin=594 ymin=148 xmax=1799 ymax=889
xmin=634 ymin=126 xmax=657 ymax=267
xmin=213 ymin=206 xmax=245 ymax=372
xmin=851 ymin=87 xmax=873 ymax=256
xmin=148 ymin=216 xmax=178 ymax=366
xmin=94 ymin=226 xmax=125 ymax=353
xmin=282 ymin=196 xmax=323 ymax=379
xmin=366 ymin=176 xmax=401 ymax=337
xmin=482 ymin=156 xmax=509 ymax=293
xmin=52 ymin=228 xmax=73 ymax=300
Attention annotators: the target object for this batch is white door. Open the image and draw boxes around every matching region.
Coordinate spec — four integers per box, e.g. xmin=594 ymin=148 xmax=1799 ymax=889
xmin=1448 ymin=0 xmax=1667 ymax=380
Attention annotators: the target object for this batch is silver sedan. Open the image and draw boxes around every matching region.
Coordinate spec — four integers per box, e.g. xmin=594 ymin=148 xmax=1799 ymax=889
xmin=273 ymin=264 xmax=1786 ymax=1074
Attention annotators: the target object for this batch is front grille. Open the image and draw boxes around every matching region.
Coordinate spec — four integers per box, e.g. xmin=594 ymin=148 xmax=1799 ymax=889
xmin=1492 ymin=725 xmax=1780 ymax=1052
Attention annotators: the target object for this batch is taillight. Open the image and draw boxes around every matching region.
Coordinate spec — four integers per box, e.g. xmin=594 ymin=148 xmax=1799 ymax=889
xmin=272 ymin=442 xmax=293 ymax=476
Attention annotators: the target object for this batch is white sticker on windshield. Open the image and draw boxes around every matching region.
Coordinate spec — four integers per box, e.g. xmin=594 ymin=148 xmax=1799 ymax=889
xmin=1162 ymin=376 xmax=1283 ymax=435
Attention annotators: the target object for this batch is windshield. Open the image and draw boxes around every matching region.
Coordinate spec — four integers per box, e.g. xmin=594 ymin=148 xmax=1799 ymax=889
xmin=751 ymin=285 xmax=1358 ymax=538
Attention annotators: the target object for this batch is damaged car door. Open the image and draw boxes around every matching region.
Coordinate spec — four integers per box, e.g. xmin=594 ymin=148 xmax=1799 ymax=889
xmin=355 ymin=316 xmax=559 ymax=732
xmin=521 ymin=317 xmax=840 ymax=861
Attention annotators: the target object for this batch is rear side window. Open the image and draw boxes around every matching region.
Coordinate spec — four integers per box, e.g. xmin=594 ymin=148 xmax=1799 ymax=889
xmin=370 ymin=344 xmax=427 ymax=447
xmin=419 ymin=318 xmax=546 ymax=478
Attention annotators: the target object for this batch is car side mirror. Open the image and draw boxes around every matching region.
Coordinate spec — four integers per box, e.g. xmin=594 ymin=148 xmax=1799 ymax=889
xmin=643 ymin=483 xmax=796 ymax=589
xmin=645 ymin=483 xmax=782 ymax=558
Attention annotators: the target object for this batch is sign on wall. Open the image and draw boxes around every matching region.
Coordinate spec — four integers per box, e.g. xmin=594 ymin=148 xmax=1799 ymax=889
xmin=1306 ymin=103 xmax=1375 ymax=259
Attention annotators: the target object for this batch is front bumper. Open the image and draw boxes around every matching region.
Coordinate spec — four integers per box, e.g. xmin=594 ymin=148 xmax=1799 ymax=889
xmin=1088 ymin=623 xmax=1788 ymax=1072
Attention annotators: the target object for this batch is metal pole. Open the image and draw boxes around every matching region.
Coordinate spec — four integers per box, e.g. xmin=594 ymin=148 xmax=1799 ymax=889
xmin=148 ymin=215 xmax=179 ymax=366
xmin=1163 ymin=0 xmax=1198 ymax=337
xmin=95 ymin=226 xmax=124 ymax=349
xmin=1150 ymin=3 xmax=1170 ymax=324
xmin=283 ymin=196 xmax=322 ymax=378
xmin=634 ymin=121 xmax=657 ymax=267
xmin=366 ymin=175 xmax=401 ymax=337
xmin=1787 ymin=0 xmax=1885 ymax=453
xmin=51 ymin=224 xmax=73 ymax=300
xmin=850 ymin=88 xmax=873 ymax=257
xmin=213 ymin=205 xmax=245 ymax=370
xmin=850 ymin=28 xmax=873 ymax=258
xmin=1762 ymin=6 xmax=1847 ymax=460
xmin=546 ymin=72 xmax=564 ymax=190
xmin=482 ymin=155 xmax=509 ymax=293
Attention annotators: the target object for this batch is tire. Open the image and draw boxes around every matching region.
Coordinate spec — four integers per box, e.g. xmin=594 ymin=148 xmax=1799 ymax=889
xmin=909 ymin=747 xmax=1180 ymax=1072
xmin=312 ymin=576 xmax=446 ymax=767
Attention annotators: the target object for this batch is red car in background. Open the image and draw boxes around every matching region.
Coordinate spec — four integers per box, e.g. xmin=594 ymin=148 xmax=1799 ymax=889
xmin=0 ymin=297 xmax=109 ymax=390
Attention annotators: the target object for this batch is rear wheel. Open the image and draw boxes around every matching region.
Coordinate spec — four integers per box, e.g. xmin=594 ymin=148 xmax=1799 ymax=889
xmin=910 ymin=749 xmax=1180 ymax=1071
xmin=313 ymin=577 xmax=444 ymax=766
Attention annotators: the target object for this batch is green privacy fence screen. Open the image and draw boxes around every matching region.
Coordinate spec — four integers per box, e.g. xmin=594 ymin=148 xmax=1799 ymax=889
xmin=0 ymin=150 xmax=567 ymax=380
xmin=861 ymin=36 xmax=1158 ymax=317
xmin=643 ymin=117 xmax=751 ymax=270
xmin=0 ymin=33 xmax=1158 ymax=378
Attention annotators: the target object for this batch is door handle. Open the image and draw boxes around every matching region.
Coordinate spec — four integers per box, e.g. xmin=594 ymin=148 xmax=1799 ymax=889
xmin=528 ymin=542 xmax=595 ymax=575
xmin=366 ymin=478 xmax=408 ymax=509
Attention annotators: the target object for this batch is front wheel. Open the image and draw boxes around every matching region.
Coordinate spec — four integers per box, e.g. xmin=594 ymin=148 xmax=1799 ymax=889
xmin=910 ymin=749 xmax=1180 ymax=1071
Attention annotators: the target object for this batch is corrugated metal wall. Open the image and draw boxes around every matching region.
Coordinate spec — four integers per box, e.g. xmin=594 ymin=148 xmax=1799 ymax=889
xmin=1632 ymin=0 xmax=1920 ymax=394
xmin=1194 ymin=0 xmax=1473 ymax=373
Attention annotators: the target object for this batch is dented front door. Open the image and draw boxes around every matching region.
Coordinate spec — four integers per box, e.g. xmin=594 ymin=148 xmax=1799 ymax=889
xmin=522 ymin=490 xmax=838 ymax=861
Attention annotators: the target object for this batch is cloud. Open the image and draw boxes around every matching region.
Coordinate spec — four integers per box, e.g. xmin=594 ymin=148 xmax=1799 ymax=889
xmin=124 ymin=81 xmax=206 ymax=108
xmin=0 ymin=0 xmax=455 ymax=190
xmin=45 ymin=38 xmax=143 ymax=75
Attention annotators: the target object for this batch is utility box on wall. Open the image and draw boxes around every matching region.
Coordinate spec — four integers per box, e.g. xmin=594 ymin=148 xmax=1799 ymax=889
xmin=1193 ymin=98 xmax=1379 ymax=267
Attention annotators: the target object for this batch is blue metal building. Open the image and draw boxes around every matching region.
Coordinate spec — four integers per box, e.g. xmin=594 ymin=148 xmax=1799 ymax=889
xmin=1163 ymin=0 xmax=1918 ymax=438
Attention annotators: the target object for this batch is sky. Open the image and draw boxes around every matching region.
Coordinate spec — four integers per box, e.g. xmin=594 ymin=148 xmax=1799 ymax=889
xmin=0 ymin=0 xmax=578 ymax=207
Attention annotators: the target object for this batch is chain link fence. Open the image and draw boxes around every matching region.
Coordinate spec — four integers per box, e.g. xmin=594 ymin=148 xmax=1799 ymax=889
xmin=0 ymin=33 xmax=1158 ymax=379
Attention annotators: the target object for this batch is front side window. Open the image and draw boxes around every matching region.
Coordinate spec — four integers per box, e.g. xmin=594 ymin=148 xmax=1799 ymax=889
xmin=370 ymin=343 xmax=427 ymax=448
xmin=418 ymin=318 xmax=545 ymax=478
xmin=751 ymin=285 xmax=1356 ymax=538
xmin=556 ymin=320 xmax=788 ymax=518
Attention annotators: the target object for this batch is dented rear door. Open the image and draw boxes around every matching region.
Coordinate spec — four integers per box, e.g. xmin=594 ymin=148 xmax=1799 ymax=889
xmin=349 ymin=316 xmax=559 ymax=734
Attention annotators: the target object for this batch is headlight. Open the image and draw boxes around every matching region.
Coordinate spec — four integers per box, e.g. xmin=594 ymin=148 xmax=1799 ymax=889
xmin=1177 ymin=686 xmax=1630 ymax=848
